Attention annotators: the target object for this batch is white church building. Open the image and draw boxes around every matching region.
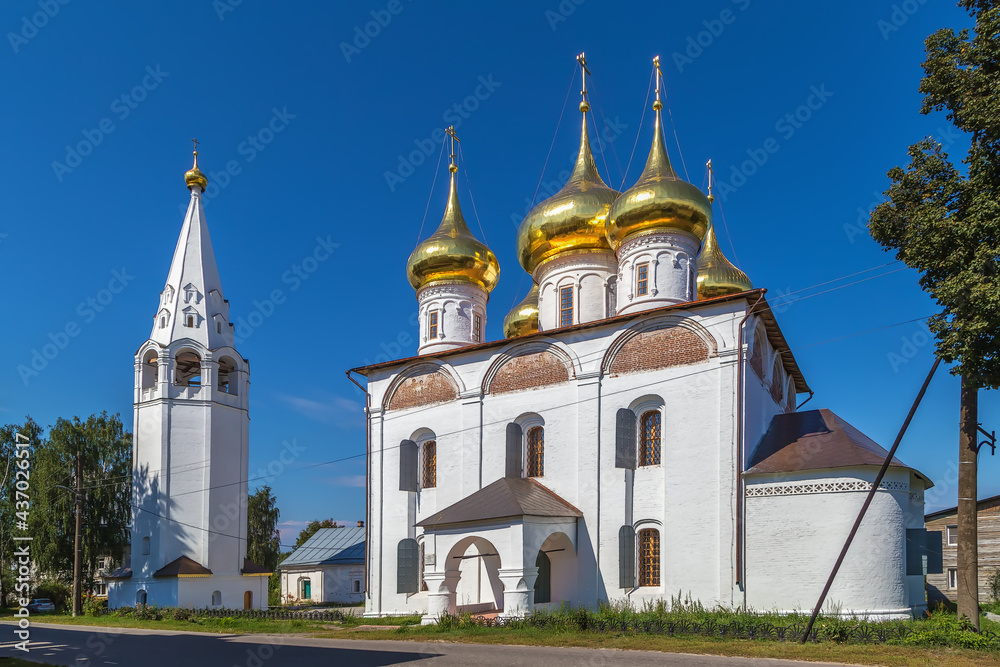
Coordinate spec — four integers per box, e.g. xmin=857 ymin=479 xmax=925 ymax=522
xmin=351 ymin=60 xmax=937 ymax=622
xmin=108 ymin=152 xmax=269 ymax=610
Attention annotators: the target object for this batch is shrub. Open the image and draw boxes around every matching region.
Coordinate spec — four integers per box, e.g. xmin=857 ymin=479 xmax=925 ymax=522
xmin=170 ymin=607 xmax=193 ymax=621
xmin=83 ymin=595 xmax=108 ymax=617
xmin=989 ymin=567 xmax=1000 ymax=605
xmin=33 ymin=580 xmax=71 ymax=611
xmin=132 ymin=604 xmax=163 ymax=621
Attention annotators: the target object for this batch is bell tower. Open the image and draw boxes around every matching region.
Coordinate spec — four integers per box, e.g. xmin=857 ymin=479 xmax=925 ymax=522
xmin=111 ymin=148 xmax=264 ymax=609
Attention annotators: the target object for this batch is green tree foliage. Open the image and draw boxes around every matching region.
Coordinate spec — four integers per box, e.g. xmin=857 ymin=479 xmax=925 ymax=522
xmin=294 ymin=518 xmax=341 ymax=550
xmin=869 ymin=0 xmax=1000 ymax=390
xmin=247 ymin=485 xmax=280 ymax=572
xmin=29 ymin=413 xmax=131 ymax=581
xmin=0 ymin=417 xmax=43 ymax=605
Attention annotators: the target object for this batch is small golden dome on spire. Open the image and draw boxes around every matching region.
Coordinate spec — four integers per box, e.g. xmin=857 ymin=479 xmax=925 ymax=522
xmin=406 ymin=166 xmax=500 ymax=293
xmin=605 ymin=60 xmax=710 ymax=251
xmin=185 ymin=149 xmax=208 ymax=191
xmin=502 ymin=284 xmax=540 ymax=338
xmin=696 ymin=223 xmax=753 ymax=300
xmin=517 ymin=55 xmax=617 ymax=275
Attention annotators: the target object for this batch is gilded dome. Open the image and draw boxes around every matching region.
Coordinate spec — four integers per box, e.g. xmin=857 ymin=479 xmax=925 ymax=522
xmin=185 ymin=151 xmax=208 ymax=191
xmin=605 ymin=108 xmax=710 ymax=251
xmin=502 ymin=283 xmax=539 ymax=338
xmin=696 ymin=223 xmax=753 ymax=300
xmin=406 ymin=169 xmax=500 ymax=293
xmin=516 ymin=110 xmax=619 ymax=274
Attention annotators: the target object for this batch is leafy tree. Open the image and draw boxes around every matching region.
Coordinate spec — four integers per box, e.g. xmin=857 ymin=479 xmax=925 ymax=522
xmin=869 ymin=0 xmax=1000 ymax=628
xmin=28 ymin=413 xmax=131 ymax=585
xmin=0 ymin=417 xmax=43 ymax=606
xmin=294 ymin=518 xmax=341 ymax=550
xmin=247 ymin=485 xmax=280 ymax=572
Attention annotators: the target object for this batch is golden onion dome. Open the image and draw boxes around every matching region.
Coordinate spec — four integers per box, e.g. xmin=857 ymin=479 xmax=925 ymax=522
xmin=406 ymin=168 xmax=500 ymax=293
xmin=605 ymin=105 xmax=710 ymax=251
xmin=185 ymin=151 xmax=208 ymax=191
xmin=516 ymin=107 xmax=619 ymax=275
xmin=502 ymin=283 xmax=540 ymax=338
xmin=696 ymin=223 xmax=753 ymax=299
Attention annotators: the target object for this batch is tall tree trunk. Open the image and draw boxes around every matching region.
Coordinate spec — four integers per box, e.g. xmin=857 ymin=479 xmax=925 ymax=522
xmin=957 ymin=376 xmax=979 ymax=629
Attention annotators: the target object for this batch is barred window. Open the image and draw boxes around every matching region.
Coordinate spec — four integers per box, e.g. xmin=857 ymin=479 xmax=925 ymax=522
xmin=428 ymin=311 xmax=439 ymax=339
xmin=559 ymin=286 xmax=574 ymax=327
xmin=636 ymin=263 xmax=649 ymax=296
xmin=526 ymin=426 xmax=544 ymax=477
xmin=639 ymin=411 xmax=661 ymax=466
xmin=422 ymin=440 xmax=436 ymax=489
xmin=638 ymin=529 xmax=660 ymax=587
xmin=472 ymin=314 xmax=482 ymax=343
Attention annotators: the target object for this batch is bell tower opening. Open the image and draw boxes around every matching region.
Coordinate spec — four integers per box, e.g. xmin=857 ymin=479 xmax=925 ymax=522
xmin=140 ymin=350 xmax=158 ymax=390
xmin=174 ymin=350 xmax=202 ymax=387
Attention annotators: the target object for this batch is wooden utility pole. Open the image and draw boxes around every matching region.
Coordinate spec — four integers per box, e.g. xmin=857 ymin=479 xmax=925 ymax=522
xmin=957 ymin=377 xmax=979 ymax=630
xmin=72 ymin=450 xmax=82 ymax=617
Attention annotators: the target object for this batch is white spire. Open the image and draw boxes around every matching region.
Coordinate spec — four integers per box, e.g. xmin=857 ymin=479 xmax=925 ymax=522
xmin=149 ymin=181 xmax=234 ymax=349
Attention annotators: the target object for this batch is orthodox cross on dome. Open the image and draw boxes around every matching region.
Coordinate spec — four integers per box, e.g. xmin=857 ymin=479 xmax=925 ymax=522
xmin=707 ymin=159 xmax=715 ymax=203
xmin=653 ymin=55 xmax=663 ymax=111
xmin=191 ymin=137 xmax=200 ymax=151
xmin=577 ymin=52 xmax=591 ymax=112
xmin=446 ymin=125 xmax=460 ymax=173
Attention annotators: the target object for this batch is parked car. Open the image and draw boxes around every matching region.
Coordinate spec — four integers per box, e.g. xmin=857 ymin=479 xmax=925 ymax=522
xmin=26 ymin=599 xmax=55 ymax=613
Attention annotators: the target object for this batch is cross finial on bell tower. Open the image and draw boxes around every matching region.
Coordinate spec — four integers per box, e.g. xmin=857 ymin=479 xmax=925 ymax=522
xmin=577 ymin=52 xmax=591 ymax=113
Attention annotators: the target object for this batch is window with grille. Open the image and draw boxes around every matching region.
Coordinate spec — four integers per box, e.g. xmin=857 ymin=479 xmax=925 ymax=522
xmin=526 ymin=426 xmax=544 ymax=477
xmin=473 ymin=313 xmax=482 ymax=342
xmin=636 ymin=263 xmax=649 ymax=296
xmin=559 ymin=286 xmax=574 ymax=327
xmin=428 ymin=311 xmax=439 ymax=339
xmin=422 ymin=440 xmax=437 ymax=489
xmin=639 ymin=411 xmax=661 ymax=466
xmin=638 ymin=529 xmax=660 ymax=587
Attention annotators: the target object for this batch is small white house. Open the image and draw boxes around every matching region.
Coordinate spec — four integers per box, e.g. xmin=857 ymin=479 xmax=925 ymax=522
xmin=279 ymin=526 xmax=366 ymax=604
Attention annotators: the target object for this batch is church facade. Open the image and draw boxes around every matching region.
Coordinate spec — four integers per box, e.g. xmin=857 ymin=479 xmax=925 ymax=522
xmin=108 ymin=153 xmax=269 ymax=609
xmin=353 ymin=59 xmax=934 ymax=622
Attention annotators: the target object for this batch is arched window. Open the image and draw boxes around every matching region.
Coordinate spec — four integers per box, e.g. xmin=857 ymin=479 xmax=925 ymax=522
xmin=211 ymin=590 xmax=222 ymax=606
xmin=422 ymin=440 xmax=437 ymax=489
xmin=174 ymin=350 xmax=202 ymax=387
xmin=243 ymin=591 xmax=252 ymax=610
xmin=526 ymin=426 xmax=544 ymax=477
xmin=160 ymin=316 xmax=167 ymax=329
xmin=217 ymin=356 xmax=237 ymax=395
xmin=770 ymin=358 xmax=785 ymax=403
xmin=141 ymin=536 xmax=150 ymax=556
xmin=136 ymin=590 xmax=147 ymax=605
xmin=140 ymin=350 xmax=158 ymax=390
xmin=638 ymin=529 xmax=660 ymax=587
xmin=749 ymin=323 xmax=766 ymax=378
xmin=300 ymin=577 xmax=312 ymax=599
xmin=639 ymin=411 xmax=661 ymax=467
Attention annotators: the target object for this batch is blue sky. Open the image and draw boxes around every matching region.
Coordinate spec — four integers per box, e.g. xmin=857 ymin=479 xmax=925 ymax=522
xmin=1 ymin=1 xmax=996 ymax=542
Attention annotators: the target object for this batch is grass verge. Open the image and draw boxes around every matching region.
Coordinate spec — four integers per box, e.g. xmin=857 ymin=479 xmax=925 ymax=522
xmin=0 ymin=612 xmax=327 ymax=635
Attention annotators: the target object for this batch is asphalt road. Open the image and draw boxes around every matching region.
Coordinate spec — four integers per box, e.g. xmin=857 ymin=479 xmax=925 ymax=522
xmin=0 ymin=622 xmax=854 ymax=667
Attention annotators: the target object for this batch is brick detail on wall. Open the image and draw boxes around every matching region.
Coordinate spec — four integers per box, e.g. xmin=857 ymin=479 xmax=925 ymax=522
xmin=385 ymin=368 xmax=458 ymax=411
xmin=488 ymin=350 xmax=571 ymax=395
xmin=608 ymin=326 xmax=709 ymax=375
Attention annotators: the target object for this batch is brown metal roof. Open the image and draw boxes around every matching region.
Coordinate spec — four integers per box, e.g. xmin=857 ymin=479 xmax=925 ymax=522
xmin=103 ymin=566 xmax=132 ymax=579
xmin=747 ymin=408 xmax=918 ymax=476
xmin=349 ymin=289 xmax=811 ymax=394
xmin=241 ymin=558 xmax=271 ymax=575
xmin=416 ymin=477 xmax=583 ymax=528
xmin=924 ymin=494 xmax=1000 ymax=520
xmin=153 ymin=555 xmax=213 ymax=578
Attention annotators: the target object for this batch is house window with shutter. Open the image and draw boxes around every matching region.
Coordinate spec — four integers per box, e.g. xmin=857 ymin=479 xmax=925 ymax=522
xmin=526 ymin=426 xmax=544 ymax=477
xmin=422 ymin=440 xmax=437 ymax=489
xmin=638 ymin=529 xmax=660 ymax=587
xmin=397 ymin=539 xmax=419 ymax=594
xmin=639 ymin=411 xmax=661 ymax=466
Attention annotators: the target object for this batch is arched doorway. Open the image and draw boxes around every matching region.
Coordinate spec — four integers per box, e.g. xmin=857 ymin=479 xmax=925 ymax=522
xmin=244 ymin=591 xmax=253 ymax=610
xmin=445 ymin=536 xmax=503 ymax=614
xmin=534 ymin=551 xmax=551 ymax=604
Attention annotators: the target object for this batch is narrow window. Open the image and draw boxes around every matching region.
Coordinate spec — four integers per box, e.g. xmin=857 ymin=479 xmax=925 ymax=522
xmin=186 ymin=315 xmax=194 ymax=328
xmin=141 ymin=536 xmax=150 ymax=556
xmin=638 ymin=529 xmax=660 ymax=587
xmin=428 ymin=311 xmax=439 ymax=339
xmin=639 ymin=411 xmax=661 ymax=466
xmin=422 ymin=440 xmax=437 ymax=489
xmin=947 ymin=567 xmax=958 ymax=589
xmin=217 ymin=321 xmax=222 ymax=334
xmin=211 ymin=590 xmax=222 ymax=606
xmin=636 ymin=263 xmax=649 ymax=296
xmin=160 ymin=316 xmax=167 ymax=329
xmin=472 ymin=313 xmax=482 ymax=343
xmin=559 ymin=286 xmax=574 ymax=327
xmin=136 ymin=590 xmax=147 ymax=605
xmin=353 ymin=580 xmax=361 ymax=593
xmin=526 ymin=426 xmax=544 ymax=477
xmin=946 ymin=524 xmax=958 ymax=546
